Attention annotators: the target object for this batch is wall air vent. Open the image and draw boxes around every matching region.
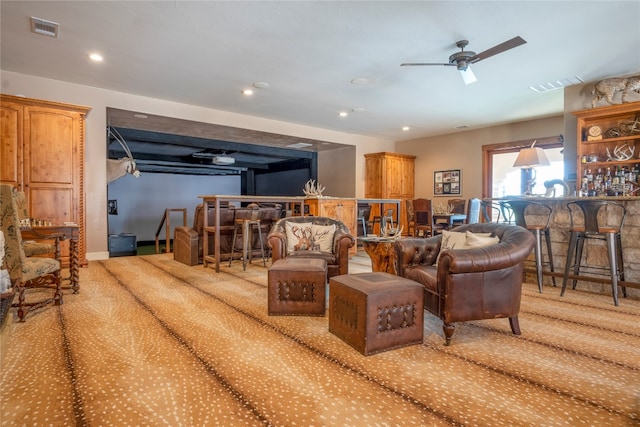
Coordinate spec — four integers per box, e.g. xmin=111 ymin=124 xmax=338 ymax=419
xmin=31 ymin=17 xmax=59 ymax=38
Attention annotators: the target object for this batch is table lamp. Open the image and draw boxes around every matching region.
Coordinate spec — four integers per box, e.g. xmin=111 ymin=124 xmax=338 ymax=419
xmin=513 ymin=141 xmax=550 ymax=195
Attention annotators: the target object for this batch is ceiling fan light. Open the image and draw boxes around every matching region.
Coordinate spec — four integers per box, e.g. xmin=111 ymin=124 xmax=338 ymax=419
xmin=459 ymin=66 xmax=477 ymax=85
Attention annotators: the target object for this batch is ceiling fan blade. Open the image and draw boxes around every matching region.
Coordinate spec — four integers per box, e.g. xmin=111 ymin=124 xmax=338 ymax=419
xmin=400 ymin=62 xmax=456 ymax=67
xmin=469 ymin=36 xmax=526 ymax=63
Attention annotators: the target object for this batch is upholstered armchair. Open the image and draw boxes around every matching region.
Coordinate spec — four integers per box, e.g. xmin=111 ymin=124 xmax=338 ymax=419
xmin=1 ymin=184 xmax=62 ymax=321
xmin=267 ymin=216 xmax=355 ymax=278
xmin=394 ymin=223 xmax=535 ymax=345
xmin=11 ymin=189 xmax=59 ymax=257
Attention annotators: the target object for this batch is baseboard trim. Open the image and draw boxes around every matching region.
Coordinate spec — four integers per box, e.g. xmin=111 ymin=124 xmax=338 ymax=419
xmin=86 ymin=251 xmax=110 ymax=261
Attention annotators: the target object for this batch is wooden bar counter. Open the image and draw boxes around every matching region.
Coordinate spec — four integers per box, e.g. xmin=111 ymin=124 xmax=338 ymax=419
xmin=489 ymin=196 xmax=640 ymax=300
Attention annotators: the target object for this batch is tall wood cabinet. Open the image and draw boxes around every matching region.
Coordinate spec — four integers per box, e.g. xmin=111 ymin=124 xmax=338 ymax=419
xmin=306 ymin=197 xmax=357 ymax=255
xmin=573 ymin=101 xmax=640 ymax=195
xmin=1 ymin=94 xmax=91 ymax=265
xmin=364 ymin=152 xmax=415 ymax=233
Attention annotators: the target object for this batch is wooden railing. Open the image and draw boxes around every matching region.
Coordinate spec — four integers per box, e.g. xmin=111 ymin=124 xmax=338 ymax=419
xmin=155 ymin=208 xmax=187 ymax=254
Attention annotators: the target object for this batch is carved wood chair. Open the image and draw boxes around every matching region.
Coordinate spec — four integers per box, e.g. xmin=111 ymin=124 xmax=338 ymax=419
xmin=412 ymin=198 xmax=433 ymax=237
xmin=1 ymin=184 xmax=62 ymax=321
xmin=11 ymin=189 xmax=59 ymax=258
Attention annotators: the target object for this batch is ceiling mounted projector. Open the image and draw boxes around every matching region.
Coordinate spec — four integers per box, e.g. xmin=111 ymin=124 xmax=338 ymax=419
xmin=211 ymin=155 xmax=235 ymax=165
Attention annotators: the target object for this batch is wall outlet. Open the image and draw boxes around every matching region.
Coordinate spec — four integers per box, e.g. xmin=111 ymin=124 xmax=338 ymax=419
xmin=108 ymin=199 xmax=118 ymax=215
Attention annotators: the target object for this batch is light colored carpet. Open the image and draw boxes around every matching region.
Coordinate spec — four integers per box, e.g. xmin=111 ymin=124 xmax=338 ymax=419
xmin=1 ymin=252 xmax=639 ymax=426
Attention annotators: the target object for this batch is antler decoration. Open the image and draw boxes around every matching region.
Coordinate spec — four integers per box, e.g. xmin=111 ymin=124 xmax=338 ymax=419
xmin=302 ymin=179 xmax=326 ymax=197
xmin=381 ymin=224 xmax=404 ymax=240
xmin=107 ymin=127 xmax=141 ymax=183
xmin=606 ymin=144 xmax=635 ymax=161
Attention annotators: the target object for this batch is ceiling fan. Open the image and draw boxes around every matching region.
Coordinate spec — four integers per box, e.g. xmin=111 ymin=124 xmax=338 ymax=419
xmin=401 ymin=36 xmax=527 ymax=85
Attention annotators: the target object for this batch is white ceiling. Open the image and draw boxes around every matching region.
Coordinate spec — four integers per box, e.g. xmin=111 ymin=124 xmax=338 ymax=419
xmin=2 ymin=1 xmax=640 ymax=142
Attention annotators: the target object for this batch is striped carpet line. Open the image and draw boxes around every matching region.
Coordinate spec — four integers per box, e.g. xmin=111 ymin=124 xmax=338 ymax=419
xmin=56 ymin=307 xmax=88 ymax=426
xmin=133 ymin=257 xmax=461 ymax=425
xmin=5 ymin=254 xmax=634 ymax=425
xmin=95 ymin=260 xmax=272 ymax=426
xmin=137 ymin=256 xmax=636 ymax=424
xmin=420 ymin=337 xmax=628 ymax=420
xmin=465 ymin=320 xmax=640 ymax=372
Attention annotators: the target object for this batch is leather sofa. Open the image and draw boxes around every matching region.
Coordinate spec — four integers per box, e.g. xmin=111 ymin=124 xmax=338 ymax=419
xmin=174 ymin=203 xmax=282 ymax=266
xmin=394 ymin=223 xmax=535 ymax=345
xmin=267 ymin=216 xmax=355 ymax=278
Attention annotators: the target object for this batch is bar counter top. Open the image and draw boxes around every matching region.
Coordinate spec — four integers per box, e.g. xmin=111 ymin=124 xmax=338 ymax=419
xmin=490 ymin=195 xmax=640 ymax=202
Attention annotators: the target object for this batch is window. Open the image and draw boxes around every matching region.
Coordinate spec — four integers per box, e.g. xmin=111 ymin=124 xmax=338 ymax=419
xmin=492 ymin=147 xmax=564 ymax=197
xmin=482 ymin=136 xmax=564 ymax=199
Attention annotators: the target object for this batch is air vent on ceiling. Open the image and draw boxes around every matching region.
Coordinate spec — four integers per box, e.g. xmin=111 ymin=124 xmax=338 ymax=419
xmin=30 ymin=17 xmax=59 ymax=38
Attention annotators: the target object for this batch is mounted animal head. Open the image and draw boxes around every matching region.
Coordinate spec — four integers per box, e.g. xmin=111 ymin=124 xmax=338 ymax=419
xmin=107 ymin=127 xmax=141 ymax=183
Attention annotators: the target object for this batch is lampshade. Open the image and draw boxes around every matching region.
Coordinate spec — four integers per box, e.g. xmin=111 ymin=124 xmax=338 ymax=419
xmin=513 ymin=146 xmax=550 ymax=168
xmin=459 ymin=66 xmax=477 ymax=85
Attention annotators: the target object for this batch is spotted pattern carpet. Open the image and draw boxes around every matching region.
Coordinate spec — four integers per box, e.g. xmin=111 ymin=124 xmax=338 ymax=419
xmin=1 ymin=252 xmax=639 ymax=426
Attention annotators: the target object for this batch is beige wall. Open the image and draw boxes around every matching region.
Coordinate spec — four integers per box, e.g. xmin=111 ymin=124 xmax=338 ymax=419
xmin=1 ymin=71 xmax=394 ymax=259
xmin=318 ymin=146 xmax=356 ymax=198
xmin=395 ymin=116 xmax=565 ymax=202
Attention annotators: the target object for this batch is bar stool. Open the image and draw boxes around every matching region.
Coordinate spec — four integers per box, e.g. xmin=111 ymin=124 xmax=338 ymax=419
xmin=229 ymin=209 xmax=267 ymax=271
xmin=372 ymin=208 xmax=395 ymax=235
xmin=503 ymin=200 xmax=555 ymax=293
xmin=562 ymin=200 xmax=626 ymax=306
xmin=357 ymin=208 xmax=368 ymax=236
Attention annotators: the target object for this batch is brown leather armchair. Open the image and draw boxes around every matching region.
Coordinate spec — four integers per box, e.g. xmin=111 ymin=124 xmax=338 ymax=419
xmin=267 ymin=216 xmax=355 ymax=278
xmin=394 ymin=223 xmax=535 ymax=345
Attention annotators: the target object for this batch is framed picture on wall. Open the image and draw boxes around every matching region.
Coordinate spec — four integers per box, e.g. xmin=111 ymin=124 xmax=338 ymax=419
xmin=434 ymin=169 xmax=461 ymax=196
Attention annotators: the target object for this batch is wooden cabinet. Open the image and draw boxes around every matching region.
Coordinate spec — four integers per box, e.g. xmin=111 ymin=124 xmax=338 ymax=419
xmin=573 ymin=102 xmax=640 ymax=195
xmin=1 ymin=95 xmax=91 ymax=265
xmin=306 ymin=197 xmax=357 ymax=255
xmin=364 ymin=152 xmax=415 ymax=233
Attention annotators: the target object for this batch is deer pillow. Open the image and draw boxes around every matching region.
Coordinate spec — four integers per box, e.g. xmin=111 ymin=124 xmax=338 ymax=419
xmin=285 ymin=222 xmax=313 ymax=254
xmin=310 ymin=223 xmax=336 ymax=252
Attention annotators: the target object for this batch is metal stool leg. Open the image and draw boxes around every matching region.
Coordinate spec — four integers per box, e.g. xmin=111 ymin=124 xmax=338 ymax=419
xmin=561 ymin=231 xmax=578 ymax=297
xmin=617 ymin=233 xmax=626 ymax=298
xmin=532 ymin=229 xmax=543 ymax=293
xmin=254 ymin=222 xmax=266 ymax=267
xmin=543 ymin=228 xmax=556 ymax=286
xmin=605 ymin=232 xmax=620 ymax=306
xmin=572 ymin=234 xmax=586 ymax=290
xmin=229 ymin=221 xmax=240 ymax=267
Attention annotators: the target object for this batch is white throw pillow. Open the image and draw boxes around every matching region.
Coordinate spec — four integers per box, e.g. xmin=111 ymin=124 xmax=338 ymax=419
xmin=465 ymin=231 xmax=500 ymax=248
xmin=436 ymin=230 xmax=500 ymax=264
xmin=436 ymin=230 xmax=467 ymax=264
xmin=310 ymin=223 xmax=336 ymax=252
xmin=285 ymin=222 xmax=313 ymax=254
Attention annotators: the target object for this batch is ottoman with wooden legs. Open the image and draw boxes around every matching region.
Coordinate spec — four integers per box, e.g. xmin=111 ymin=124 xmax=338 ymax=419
xmin=268 ymin=258 xmax=328 ymax=316
xmin=329 ymin=272 xmax=424 ymax=355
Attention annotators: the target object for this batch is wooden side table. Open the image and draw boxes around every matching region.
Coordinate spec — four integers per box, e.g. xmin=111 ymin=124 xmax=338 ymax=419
xmin=359 ymin=236 xmax=400 ymax=275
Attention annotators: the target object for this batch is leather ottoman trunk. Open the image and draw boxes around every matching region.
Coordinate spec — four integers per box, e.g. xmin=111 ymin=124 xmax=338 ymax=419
xmin=174 ymin=227 xmax=199 ymax=266
xmin=329 ymin=272 xmax=424 ymax=356
xmin=268 ymin=258 xmax=327 ymax=316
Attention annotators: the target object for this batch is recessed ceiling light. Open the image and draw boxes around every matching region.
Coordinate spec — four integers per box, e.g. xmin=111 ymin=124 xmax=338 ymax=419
xmin=339 ymin=111 xmax=348 ymax=117
xmin=242 ymin=89 xmax=254 ymax=96
xmin=133 ymin=114 xmax=148 ymax=119
xmin=402 ymin=126 xmax=410 ymax=131
xmin=351 ymin=78 xmax=368 ymax=85
xmin=352 ymin=107 xmax=365 ymax=113
xmin=253 ymin=82 xmax=269 ymax=89
xmin=89 ymin=53 xmax=103 ymax=62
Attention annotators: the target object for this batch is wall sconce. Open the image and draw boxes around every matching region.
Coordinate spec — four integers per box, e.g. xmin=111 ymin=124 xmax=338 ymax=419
xmin=513 ymin=140 xmax=550 ymax=195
